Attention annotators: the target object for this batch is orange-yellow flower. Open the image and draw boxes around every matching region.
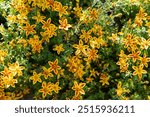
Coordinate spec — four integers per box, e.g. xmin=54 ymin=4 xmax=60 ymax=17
xmin=46 ymin=0 xmax=55 ymax=8
xmin=74 ymin=67 xmax=85 ymax=80
xmin=140 ymin=38 xmax=150 ymax=50
xmin=30 ymin=71 xmax=42 ymax=84
xmin=8 ymin=61 xmax=25 ymax=76
xmin=139 ymin=53 xmax=150 ymax=67
xmin=116 ymin=59 xmax=129 ymax=73
xmin=90 ymin=69 xmax=99 ymax=77
xmin=32 ymin=11 xmax=46 ymax=23
xmin=48 ymin=59 xmax=61 ymax=75
xmin=52 ymin=82 xmax=61 ymax=93
xmin=132 ymin=64 xmax=147 ymax=80
xmin=41 ymin=28 xmax=57 ymax=42
xmin=59 ymin=18 xmax=71 ymax=30
xmin=23 ymin=23 xmax=36 ymax=36
xmin=72 ymin=81 xmax=86 ymax=97
xmin=39 ymin=81 xmax=53 ymax=98
xmin=86 ymin=48 xmax=98 ymax=61
xmin=53 ymin=44 xmax=65 ymax=55
xmin=136 ymin=7 xmax=147 ymax=20
xmin=1 ymin=67 xmax=13 ymax=78
xmin=73 ymin=3 xmax=82 ymax=17
xmin=0 ymin=50 xmax=8 ymax=63
xmin=122 ymin=34 xmax=134 ymax=48
xmin=80 ymin=30 xmax=92 ymax=43
xmin=57 ymin=69 xmax=64 ymax=79
xmin=86 ymin=77 xmax=93 ymax=83
xmin=118 ymin=50 xmax=129 ymax=61
xmin=28 ymin=35 xmax=43 ymax=53
xmin=17 ymin=38 xmax=28 ymax=48
xmin=66 ymin=56 xmax=82 ymax=73
xmin=53 ymin=1 xmax=68 ymax=17
xmin=41 ymin=18 xmax=57 ymax=30
xmin=73 ymin=39 xmax=89 ymax=56
xmin=42 ymin=66 xmax=53 ymax=79
xmin=100 ymin=73 xmax=109 ymax=86
xmin=90 ymin=8 xmax=98 ymax=20
xmin=129 ymin=51 xmax=141 ymax=63
xmin=2 ymin=76 xmax=17 ymax=88
xmin=116 ymin=81 xmax=124 ymax=96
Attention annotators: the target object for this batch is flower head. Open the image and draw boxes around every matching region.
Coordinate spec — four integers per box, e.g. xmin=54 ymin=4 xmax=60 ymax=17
xmin=72 ymin=81 xmax=86 ymax=97
xmin=53 ymin=44 xmax=65 ymax=55
xmin=100 ymin=73 xmax=109 ymax=86
xmin=30 ymin=71 xmax=42 ymax=84
xmin=132 ymin=64 xmax=147 ymax=80
xmin=59 ymin=18 xmax=71 ymax=30
xmin=48 ymin=59 xmax=61 ymax=75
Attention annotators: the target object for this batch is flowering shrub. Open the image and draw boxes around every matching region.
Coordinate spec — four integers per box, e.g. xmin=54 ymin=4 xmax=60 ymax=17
xmin=0 ymin=0 xmax=150 ymax=100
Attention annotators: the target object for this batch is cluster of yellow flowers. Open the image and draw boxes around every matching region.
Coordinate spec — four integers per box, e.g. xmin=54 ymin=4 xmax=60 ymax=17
xmin=0 ymin=0 xmax=150 ymax=100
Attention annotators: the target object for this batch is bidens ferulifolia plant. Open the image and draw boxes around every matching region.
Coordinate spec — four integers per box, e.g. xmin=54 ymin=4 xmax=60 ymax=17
xmin=0 ymin=0 xmax=150 ymax=100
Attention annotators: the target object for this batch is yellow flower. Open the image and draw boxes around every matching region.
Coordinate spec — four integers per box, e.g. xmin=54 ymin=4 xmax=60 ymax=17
xmin=48 ymin=59 xmax=61 ymax=75
xmin=23 ymin=23 xmax=36 ymax=36
xmin=1 ymin=67 xmax=13 ymax=78
xmin=42 ymin=66 xmax=53 ymax=79
xmin=90 ymin=69 xmax=99 ymax=77
xmin=73 ymin=39 xmax=89 ymax=56
xmin=28 ymin=35 xmax=43 ymax=53
xmin=108 ymin=33 xmax=118 ymax=43
xmin=2 ymin=76 xmax=17 ymax=88
xmin=100 ymin=73 xmax=109 ymax=86
xmin=90 ymin=8 xmax=98 ymax=20
xmin=86 ymin=77 xmax=93 ymax=83
xmin=46 ymin=0 xmax=55 ymax=8
xmin=116 ymin=81 xmax=124 ymax=96
xmin=41 ymin=28 xmax=57 ymax=42
xmin=116 ymin=58 xmax=129 ymax=73
xmin=132 ymin=64 xmax=147 ymax=80
xmin=32 ymin=11 xmax=46 ymax=23
xmin=66 ymin=56 xmax=82 ymax=73
xmin=134 ymin=17 xmax=143 ymax=27
xmin=53 ymin=1 xmax=68 ymax=17
xmin=7 ymin=15 xmax=17 ymax=23
xmin=86 ymin=48 xmax=98 ymax=61
xmin=80 ymin=30 xmax=92 ymax=43
xmin=41 ymin=18 xmax=57 ymax=30
xmin=73 ymin=3 xmax=82 ymax=17
xmin=59 ymin=18 xmax=72 ymax=30
xmin=139 ymin=53 xmax=150 ymax=67
xmin=136 ymin=7 xmax=147 ymax=20
xmin=30 ymin=71 xmax=42 ymax=84
xmin=39 ymin=81 xmax=53 ymax=98
xmin=8 ymin=61 xmax=25 ymax=76
xmin=129 ymin=51 xmax=141 ymax=63
xmin=0 ymin=49 xmax=7 ymax=64
xmin=74 ymin=67 xmax=85 ymax=80
xmin=53 ymin=44 xmax=65 ymax=55
xmin=118 ymin=50 xmax=129 ymax=61
xmin=140 ymin=38 xmax=150 ymax=50
xmin=122 ymin=34 xmax=134 ymax=48
xmin=17 ymin=38 xmax=28 ymax=48
xmin=72 ymin=81 xmax=86 ymax=97
xmin=52 ymin=82 xmax=61 ymax=94
xmin=57 ymin=69 xmax=64 ymax=79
